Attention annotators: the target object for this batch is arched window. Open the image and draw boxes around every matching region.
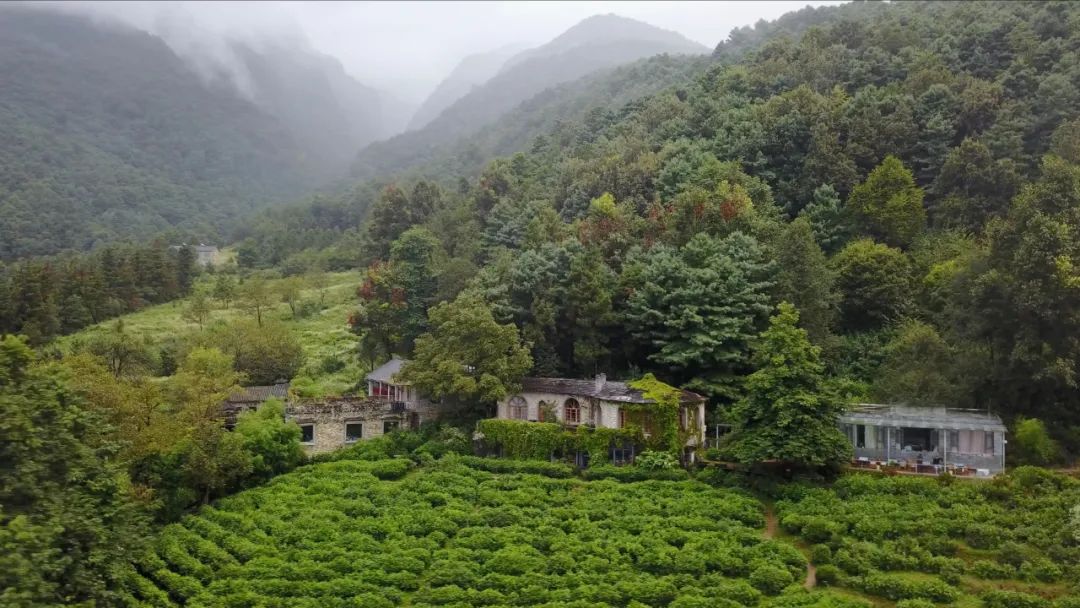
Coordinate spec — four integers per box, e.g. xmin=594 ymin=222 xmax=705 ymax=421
xmin=509 ymin=395 xmax=527 ymax=420
xmin=564 ymin=398 xmax=580 ymax=425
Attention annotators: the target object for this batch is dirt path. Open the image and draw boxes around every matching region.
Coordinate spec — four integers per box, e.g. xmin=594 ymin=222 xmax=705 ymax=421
xmin=763 ymin=504 xmax=779 ymax=539
xmin=762 ymin=502 xmax=816 ymax=589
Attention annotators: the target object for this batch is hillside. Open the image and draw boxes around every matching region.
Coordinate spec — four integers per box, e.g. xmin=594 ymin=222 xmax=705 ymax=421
xmin=124 ymin=455 xmax=1080 ymax=606
xmin=407 ymin=44 xmax=525 ymax=132
xmin=0 ymin=7 xmax=396 ymax=261
xmin=351 ymin=14 xmax=708 ymax=179
xmin=56 ymin=270 xmax=365 ymax=396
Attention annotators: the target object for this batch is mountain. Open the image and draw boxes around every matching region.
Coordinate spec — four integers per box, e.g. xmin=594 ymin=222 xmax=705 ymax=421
xmin=499 ymin=13 xmax=705 ymax=72
xmin=352 ymin=14 xmax=709 ymax=179
xmin=0 ymin=7 xmax=395 ymax=261
xmin=407 ymin=44 xmax=525 ymax=132
xmin=233 ymin=41 xmax=408 ymax=177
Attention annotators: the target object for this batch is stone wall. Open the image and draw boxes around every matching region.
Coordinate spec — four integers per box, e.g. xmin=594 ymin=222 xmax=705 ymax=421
xmin=285 ymin=397 xmax=416 ymax=455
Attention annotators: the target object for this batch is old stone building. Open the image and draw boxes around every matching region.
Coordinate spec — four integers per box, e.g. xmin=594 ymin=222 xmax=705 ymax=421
xmin=220 ymin=358 xmax=439 ymax=455
xmin=222 ymin=382 xmax=290 ymax=428
xmin=285 ymin=397 xmax=415 ymax=455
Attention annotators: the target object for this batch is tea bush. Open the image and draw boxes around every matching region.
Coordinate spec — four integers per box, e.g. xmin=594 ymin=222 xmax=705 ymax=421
xmin=124 ymin=457 xmax=803 ymax=607
xmin=777 ymin=469 xmax=1080 ymax=605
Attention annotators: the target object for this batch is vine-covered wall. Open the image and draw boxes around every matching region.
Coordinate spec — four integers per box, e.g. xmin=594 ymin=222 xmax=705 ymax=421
xmin=478 ymin=374 xmax=703 ymax=463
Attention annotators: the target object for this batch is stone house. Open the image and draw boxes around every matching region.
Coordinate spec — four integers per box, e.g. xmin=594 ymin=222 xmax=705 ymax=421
xmin=285 ymin=397 xmax=414 ymax=455
xmin=222 ymin=382 xmax=290 ymax=428
xmin=494 ymin=374 xmax=707 ymax=463
xmin=840 ymin=404 xmax=1007 ymax=475
xmin=219 ymin=358 xmax=439 ymax=455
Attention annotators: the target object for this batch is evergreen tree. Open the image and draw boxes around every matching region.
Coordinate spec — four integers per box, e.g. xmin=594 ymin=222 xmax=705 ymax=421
xmin=848 ymin=156 xmax=927 ymax=248
xmin=798 ymin=184 xmax=854 ymax=254
xmin=623 ymin=232 xmax=774 ymax=400
xmin=725 ymin=303 xmax=851 ymax=469
xmin=773 ymin=217 xmax=837 ymax=343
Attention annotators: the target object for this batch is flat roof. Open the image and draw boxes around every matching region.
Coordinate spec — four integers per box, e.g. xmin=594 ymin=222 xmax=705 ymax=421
xmin=839 ymin=404 xmax=1007 ymax=432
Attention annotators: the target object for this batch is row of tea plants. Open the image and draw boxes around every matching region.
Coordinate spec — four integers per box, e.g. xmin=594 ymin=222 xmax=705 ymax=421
xmin=776 ymin=467 xmax=1080 ymax=608
xmin=117 ymin=455 xmax=867 ymax=608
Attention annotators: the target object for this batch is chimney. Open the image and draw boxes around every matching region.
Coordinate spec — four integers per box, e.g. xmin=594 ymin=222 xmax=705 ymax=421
xmin=594 ymin=373 xmax=607 ymax=393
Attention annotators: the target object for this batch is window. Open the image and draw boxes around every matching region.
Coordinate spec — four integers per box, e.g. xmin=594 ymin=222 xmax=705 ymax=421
xmin=612 ymin=443 xmax=634 ymax=465
xmin=564 ymin=399 xmax=580 ymax=425
xmin=618 ymin=408 xmax=627 ymax=428
xmin=383 ymin=420 xmax=400 ymax=434
xmin=345 ymin=423 xmax=363 ymax=443
xmin=984 ymin=431 xmax=994 ymax=454
xmin=509 ymin=395 xmax=527 ymax=420
xmin=300 ymin=424 xmax=314 ymax=444
xmin=948 ymin=430 xmax=960 ymax=453
xmin=856 ymin=425 xmax=866 ymax=448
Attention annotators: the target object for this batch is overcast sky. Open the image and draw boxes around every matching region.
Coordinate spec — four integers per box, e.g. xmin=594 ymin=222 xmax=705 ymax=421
xmin=42 ymin=1 xmax=844 ymax=104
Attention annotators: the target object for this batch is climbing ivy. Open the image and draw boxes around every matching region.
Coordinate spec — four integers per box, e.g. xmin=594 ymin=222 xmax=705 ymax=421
xmin=478 ymin=373 xmax=700 ymax=463
xmin=627 ymin=373 xmax=697 ymax=455
xmin=476 ymin=419 xmax=640 ymax=464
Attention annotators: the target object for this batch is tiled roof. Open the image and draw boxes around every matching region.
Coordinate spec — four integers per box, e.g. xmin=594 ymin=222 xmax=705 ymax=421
xmin=520 ymin=377 xmax=704 ymax=405
xmin=226 ymin=383 xmax=290 ymax=403
xmin=366 ymin=356 xmax=407 ymax=383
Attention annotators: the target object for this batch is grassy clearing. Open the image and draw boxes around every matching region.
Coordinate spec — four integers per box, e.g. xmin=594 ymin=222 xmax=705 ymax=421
xmin=56 ymin=271 xmax=365 ymax=396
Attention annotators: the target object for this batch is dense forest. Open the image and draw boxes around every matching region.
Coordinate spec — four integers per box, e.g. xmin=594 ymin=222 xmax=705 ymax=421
xmin=4 ymin=2 xmax=1080 ymax=605
xmin=326 ymin=1 xmax=1080 ymax=448
xmin=351 ymin=14 xmax=708 ymax=180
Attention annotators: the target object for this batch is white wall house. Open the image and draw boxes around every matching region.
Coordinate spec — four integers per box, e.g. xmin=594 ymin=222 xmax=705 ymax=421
xmin=494 ymin=374 xmax=707 ymax=461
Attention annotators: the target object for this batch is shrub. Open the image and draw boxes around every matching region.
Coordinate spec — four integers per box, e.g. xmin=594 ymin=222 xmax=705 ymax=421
xmin=1018 ymin=558 xmax=1062 ymax=583
xmin=810 ymin=544 xmax=833 ymax=565
xmin=815 ymin=564 xmax=841 ymax=586
xmin=750 ymin=564 xmax=795 ymax=595
xmin=859 ymin=573 xmax=959 ymax=603
xmin=896 ymin=600 xmax=936 ymax=608
xmin=981 ymin=590 xmax=1052 ymax=608
xmin=802 ymin=517 xmax=841 ymax=543
xmin=369 ymin=458 xmax=412 ymax=480
xmin=582 ymin=464 xmax=689 ymax=482
xmin=970 ymin=560 xmax=1015 ymax=580
xmin=1011 ymin=418 xmax=1062 ymax=466
xmin=636 ymin=449 xmax=681 ymax=470
xmin=997 ymin=541 xmax=1033 ymax=569
xmin=453 ymin=455 xmax=575 ymax=478
xmin=965 ymin=523 xmax=1004 ymax=550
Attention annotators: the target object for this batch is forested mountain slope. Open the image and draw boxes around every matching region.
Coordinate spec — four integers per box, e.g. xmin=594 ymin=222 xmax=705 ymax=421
xmin=351 ymin=14 xmax=708 ymax=179
xmin=335 ymin=0 xmax=1080 ymax=448
xmin=0 ymin=7 xmax=396 ymax=261
xmin=407 ymin=44 xmax=525 ymax=132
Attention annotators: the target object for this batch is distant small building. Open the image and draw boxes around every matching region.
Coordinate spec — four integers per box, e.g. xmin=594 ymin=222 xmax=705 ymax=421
xmin=172 ymin=243 xmax=219 ymax=267
xmin=839 ymin=404 xmax=1007 ymax=475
